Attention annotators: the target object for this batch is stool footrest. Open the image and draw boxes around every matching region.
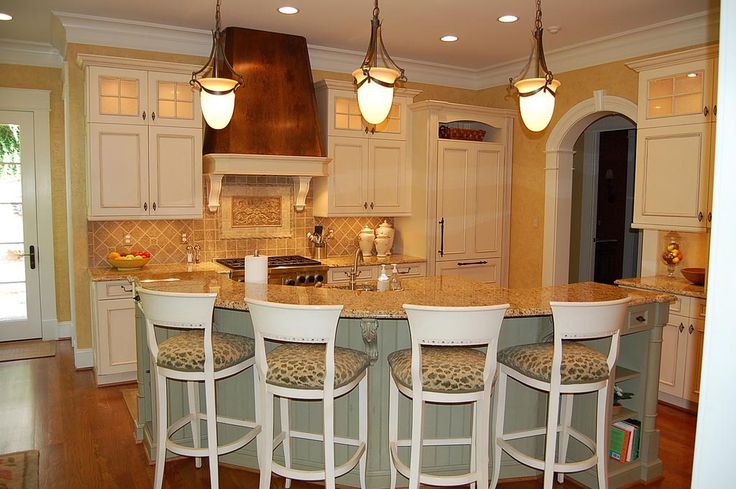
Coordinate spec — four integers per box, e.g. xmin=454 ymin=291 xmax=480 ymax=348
xmin=389 ymin=441 xmax=477 ymax=486
xmin=270 ymin=442 xmax=366 ymax=481
xmin=394 ymin=436 xmax=472 ymax=448
xmin=166 ymin=425 xmax=261 ymax=458
xmin=497 ymin=427 xmax=598 ymax=474
xmin=275 ymin=429 xmax=363 ymax=448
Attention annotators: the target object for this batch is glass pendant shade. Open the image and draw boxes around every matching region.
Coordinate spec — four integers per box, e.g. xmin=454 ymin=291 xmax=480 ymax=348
xmin=199 ymin=78 xmax=238 ymax=130
xmin=514 ymin=77 xmax=561 ymax=132
xmin=352 ymin=67 xmax=400 ymax=124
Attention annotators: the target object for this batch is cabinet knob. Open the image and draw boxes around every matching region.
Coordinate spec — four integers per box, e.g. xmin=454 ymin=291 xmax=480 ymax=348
xmin=151 ymin=112 xmax=156 ymax=121
xmin=152 ymin=202 xmax=157 ymax=211
xmin=143 ymin=202 xmax=148 ymax=211
xmin=689 ymin=324 xmax=695 ymax=334
xmin=635 ymin=315 xmax=646 ymax=323
xmin=708 ymin=211 xmax=712 ymax=222
xmin=703 ymin=106 xmax=709 ymax=117
xmin=679 ymin=322 xmax=685 ymax=333
xmin=698 ymin=212 xmax=704 ymax=222
xmin=363 ymin=202 xmax=368 ymax=209
xmin=142 ymin=110 xmax=147 ymax=121
xmin=370 ymin=201 xmax=374 ymax=210
xmin=714 ymin=104 xmax=718 ymax=117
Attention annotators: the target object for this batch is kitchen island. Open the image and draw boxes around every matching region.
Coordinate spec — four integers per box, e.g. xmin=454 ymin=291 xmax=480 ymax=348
xmin=128 ymin=271 xmax=672 ymax=488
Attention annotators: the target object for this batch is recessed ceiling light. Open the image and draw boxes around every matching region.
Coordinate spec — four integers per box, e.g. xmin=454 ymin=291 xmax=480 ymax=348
xmin=440 ymin=35 xmax=458 ymax=42
xmin=497 ymin=15 xmax=518 ymax=23
xmin=0 ymin=12 xmax=13 ymax=21
xmin=277 ymin=6 xmax=299 ymax=15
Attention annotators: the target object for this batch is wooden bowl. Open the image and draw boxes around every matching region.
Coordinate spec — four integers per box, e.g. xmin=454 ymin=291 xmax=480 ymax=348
xmin=681 ymin=267 xmax=705 ymax=285
xmin=107 ymin=256 xmax=151 ymax=270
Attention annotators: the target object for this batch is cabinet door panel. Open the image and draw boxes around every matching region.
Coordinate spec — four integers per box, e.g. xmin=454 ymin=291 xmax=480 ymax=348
xmin=88 ymin=67 xmax=148 ymax=124
xmin=437 ymin=142 xmax=471 ymax=259
xmin=88 ymin=123 xmax=149 ymax=218
xmin=148 ymin=127 xmax=203 ymax=217
xmin=96 ymin=298 xmax=136 ymax=375
xmin=330 ymin=138 xmax=369 ymax=214
xmin=684 ymin=318 xmax=705 ymax=402
xmin=474 ymin=146 xmax=504 ymax=255
xmin=370 ymin=140 xmax=406 ymax=213
xmin=148 ymin=71 xmax=202 ymax=128
xmin=634 ymin=124 xmax=711 ymax=230
xmin=659 ymin=315 xmax=687 ymax=398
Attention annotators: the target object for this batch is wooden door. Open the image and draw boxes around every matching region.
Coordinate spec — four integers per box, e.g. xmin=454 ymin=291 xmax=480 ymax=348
xmin=88 ymin=123 xmax=149 ymax=218
xmin=148 ymin=127 xmax=203 ymax=218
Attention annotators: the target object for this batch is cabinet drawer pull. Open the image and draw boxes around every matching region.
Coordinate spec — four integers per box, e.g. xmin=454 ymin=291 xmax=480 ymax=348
xmin=703 ymin=106 xmax=709 ymax=117
xmin=457 ymin=260 xmax=488 ymax=266
xmin=142 ymin=110 xmax=147 ymax=120
xmin=689 ymin=324 xmax=695 ymax=334
xmin=120 ymin=285 xmax=133 ymax=293
xmin=679 ymin=322 xmax=685 ymax=333
xmin=438 ymin=218 xmax=445 ymax=257
xmin=398 ymin=267 xmax=413 ymax=274
xmin=144 ymin=202 xmax=148 ymax=211
xmin=635 ymin=315 xmax=646 ymax=323
xmin=698 ymin=212 xmax=703 ymax=222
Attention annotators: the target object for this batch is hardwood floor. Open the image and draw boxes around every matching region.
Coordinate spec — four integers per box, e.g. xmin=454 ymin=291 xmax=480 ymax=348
xmin=0 ymin=340 xmax=695 ymax=488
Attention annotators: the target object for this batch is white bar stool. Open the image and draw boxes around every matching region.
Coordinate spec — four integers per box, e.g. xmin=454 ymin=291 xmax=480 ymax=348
xmin=246 ymin=298 xmax=369 ymax=489
xmin=388 ymin=303 xmax=509 ymax=489
xmin=136 ymin=286 xmax=261 ymax=489
xmin=491 ymin=297 xmax=630 ymax=489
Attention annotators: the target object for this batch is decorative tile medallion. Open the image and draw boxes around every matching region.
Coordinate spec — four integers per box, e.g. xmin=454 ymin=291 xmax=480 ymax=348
xmin=221 ymin=185 xmax=292 ymax=238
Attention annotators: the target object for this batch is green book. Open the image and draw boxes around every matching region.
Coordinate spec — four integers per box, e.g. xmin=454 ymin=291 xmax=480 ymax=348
xmin=609 ymin=425 xmax=627 ymax=461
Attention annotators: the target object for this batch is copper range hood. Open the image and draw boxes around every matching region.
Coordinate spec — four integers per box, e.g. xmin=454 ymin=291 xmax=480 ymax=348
xmin=202 ymin=27 xmax=329 ymax=212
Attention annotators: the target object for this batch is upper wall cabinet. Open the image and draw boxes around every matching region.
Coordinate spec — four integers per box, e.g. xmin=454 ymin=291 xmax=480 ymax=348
xmin=87 ymin=66 xmax=201 ymax=128
xmin=628 ymin=46 xmax=718 ymax=232
xmin=312 ymin=79 xmax=420 ymax=217
xmin=80 ymin=55 xmax=204 ymax=220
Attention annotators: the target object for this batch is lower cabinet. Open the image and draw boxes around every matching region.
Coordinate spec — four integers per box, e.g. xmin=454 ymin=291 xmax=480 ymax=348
xmin=658 ymin=294 xmax=706 ymax=409
xmin=91 ymin=280 xmax=137 ymax=385
xmin=327 ymin=262 xmax=426 ymax=284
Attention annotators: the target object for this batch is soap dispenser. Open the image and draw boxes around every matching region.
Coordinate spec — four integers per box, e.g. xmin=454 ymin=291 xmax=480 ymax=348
xmin=376 ymin=264 xmax=390 ymax=292
xmin=390 ymin=264 xmax=402 ymax=291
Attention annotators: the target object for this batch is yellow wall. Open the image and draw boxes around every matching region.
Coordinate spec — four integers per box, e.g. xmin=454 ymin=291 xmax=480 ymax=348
xmin=0 ymin=64 xmax=71 ymax=323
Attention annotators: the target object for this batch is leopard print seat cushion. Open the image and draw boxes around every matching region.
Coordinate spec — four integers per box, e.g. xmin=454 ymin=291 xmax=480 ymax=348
xmin=266 ymin=344 xmax=370 ymax=390
xmin=157 ymin=331 xmax=255 ymax=372
xmin=387 ymin=346 xmax=488 ymax=393
xmin=497 ymin=342 xmax=609 ymax=384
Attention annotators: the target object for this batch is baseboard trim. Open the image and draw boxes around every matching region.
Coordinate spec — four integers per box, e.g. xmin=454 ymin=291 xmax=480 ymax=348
xmin=57 ymin=321 xmax=73 ymax=339
xmin=42 ymin=318 xmax=59 ymax=340
xmin=95 ymin=370 xmax=137 ymax=386
xmin=74 ymin=347 xmax=94 ymax=369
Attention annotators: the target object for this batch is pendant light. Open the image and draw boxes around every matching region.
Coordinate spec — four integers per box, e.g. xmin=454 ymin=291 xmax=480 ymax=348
xmin=352 ymin=0 xmax=407 ymax=125
xmin=510 ymin=0 xmax=560 ymax=132
xmin=190 ymin=0 xmax=244 ymax=130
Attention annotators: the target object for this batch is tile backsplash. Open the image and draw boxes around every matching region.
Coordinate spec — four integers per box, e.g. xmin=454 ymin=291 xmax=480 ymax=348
xmin=88 ymin=176 xmax=393 ymax=267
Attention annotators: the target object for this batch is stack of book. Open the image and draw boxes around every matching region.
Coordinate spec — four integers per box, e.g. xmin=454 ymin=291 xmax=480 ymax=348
xmin=609 ymin=418 xmax=641 ymax=462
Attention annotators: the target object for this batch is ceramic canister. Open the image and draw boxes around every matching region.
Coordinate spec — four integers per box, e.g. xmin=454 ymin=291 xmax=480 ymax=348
xmin=374 ymin=235 xmax=391 ymax=258
xmin=358 ymin=225 xmax=375 ymax=258
xmin=375 ymin=220 xmax=394 ymax=255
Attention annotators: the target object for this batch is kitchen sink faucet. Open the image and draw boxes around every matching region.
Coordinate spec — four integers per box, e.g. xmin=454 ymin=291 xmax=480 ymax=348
xmin=345 ymin=248 xmax=364 ymax=289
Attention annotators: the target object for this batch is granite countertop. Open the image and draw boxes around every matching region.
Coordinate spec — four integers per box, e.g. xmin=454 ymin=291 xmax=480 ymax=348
xmin=97 ymin=264 xmax=673 ymax=319
xmin=615 ymin=275 xmax=706 ymax=299
xmin=320 ymin=254 xmax=426 ymax=268
xmin=89 ymin=262 xmax=230 ymax=281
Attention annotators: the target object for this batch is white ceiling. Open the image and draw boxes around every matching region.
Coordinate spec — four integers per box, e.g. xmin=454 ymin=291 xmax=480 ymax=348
xmin=0 ymin=0 xmax=719 ymax=70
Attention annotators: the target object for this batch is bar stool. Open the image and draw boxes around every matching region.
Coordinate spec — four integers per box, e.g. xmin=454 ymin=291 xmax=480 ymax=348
xmin=136 ymin=287 xmax=261 ymax=489
xmin=246 ymin=298 xmax=369 ymax=489
xmin=491 ymin=297 xmax=630 ymax=489
xmin=388 ymin=303 xmax=509 ymax=489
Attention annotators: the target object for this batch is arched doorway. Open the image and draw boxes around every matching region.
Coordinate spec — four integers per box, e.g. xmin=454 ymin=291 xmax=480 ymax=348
xmin=541 ymin=90 xmax=638 ymax=285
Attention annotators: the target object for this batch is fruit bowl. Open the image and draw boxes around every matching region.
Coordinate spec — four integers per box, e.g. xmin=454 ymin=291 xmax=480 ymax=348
xmin=681 ymin=267 xmax=705 ymax=285
xmin=107 ymin=251 xmax=151 ymax=270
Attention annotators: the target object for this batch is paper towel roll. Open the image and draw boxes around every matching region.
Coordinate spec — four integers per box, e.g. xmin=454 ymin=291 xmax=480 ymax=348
xmin=245 ymin=255 xmax=268 ymax=284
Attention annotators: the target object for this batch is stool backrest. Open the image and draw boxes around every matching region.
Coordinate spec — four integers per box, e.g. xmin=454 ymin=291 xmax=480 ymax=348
xmin=403 ymin=303 xmax=510 ymax=393
xmin=549 ymin=297 xmax=631 ymax=383
xmin=135 ymin=286 xmax=218 ymax=369
xmin=246 ymin=298 xmax=344 ymax=392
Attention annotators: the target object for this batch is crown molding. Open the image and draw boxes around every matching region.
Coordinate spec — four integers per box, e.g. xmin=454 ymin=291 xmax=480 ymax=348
xmin=0 ymin=39 xmax=62 ymax=68
xmin=45 ymin=9 xmax=720 ymax=90
xmin=626 ymin=45 xmax=719 ymax=72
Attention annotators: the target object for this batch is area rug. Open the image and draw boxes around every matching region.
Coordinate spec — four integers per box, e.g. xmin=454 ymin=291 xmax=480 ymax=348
xmin=121 ymin=387 xmax=138 ymax=421
xmin=0 ymin=341 xmax=56 ymax=363
xmin=0 ymin=450 xmax=39 ymax=489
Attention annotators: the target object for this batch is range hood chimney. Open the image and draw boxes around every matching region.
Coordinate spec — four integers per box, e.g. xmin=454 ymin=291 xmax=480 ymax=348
xmin=202 ymin=27 xmax=329 ymax=212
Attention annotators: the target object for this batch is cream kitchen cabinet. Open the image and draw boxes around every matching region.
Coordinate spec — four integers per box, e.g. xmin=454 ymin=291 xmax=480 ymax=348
xmin=313 ymin=79 xmax=420 ymax=217
xmin=628 ymin=46 xmax=718 ymax=232
xmin=90 ymin=280 xmax=137 ymax=385
xmin=658 ymin=294 xmax=706 ymax=410
xmin=394 ymin=101 xmax=514 ymax=285
xmin=80 ymin=55 xmax=203 ymax=220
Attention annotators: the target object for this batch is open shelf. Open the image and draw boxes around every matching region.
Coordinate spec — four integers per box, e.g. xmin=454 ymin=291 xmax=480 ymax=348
xmin=615 ymin=366 xmax=640 ymax=382
xmin=611 ymin=406 xmax=638 ymax=424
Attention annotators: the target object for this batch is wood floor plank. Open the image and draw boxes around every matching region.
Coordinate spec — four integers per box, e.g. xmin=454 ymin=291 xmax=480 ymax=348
xmin=0 ymin=339 xmax=696 ymax=489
